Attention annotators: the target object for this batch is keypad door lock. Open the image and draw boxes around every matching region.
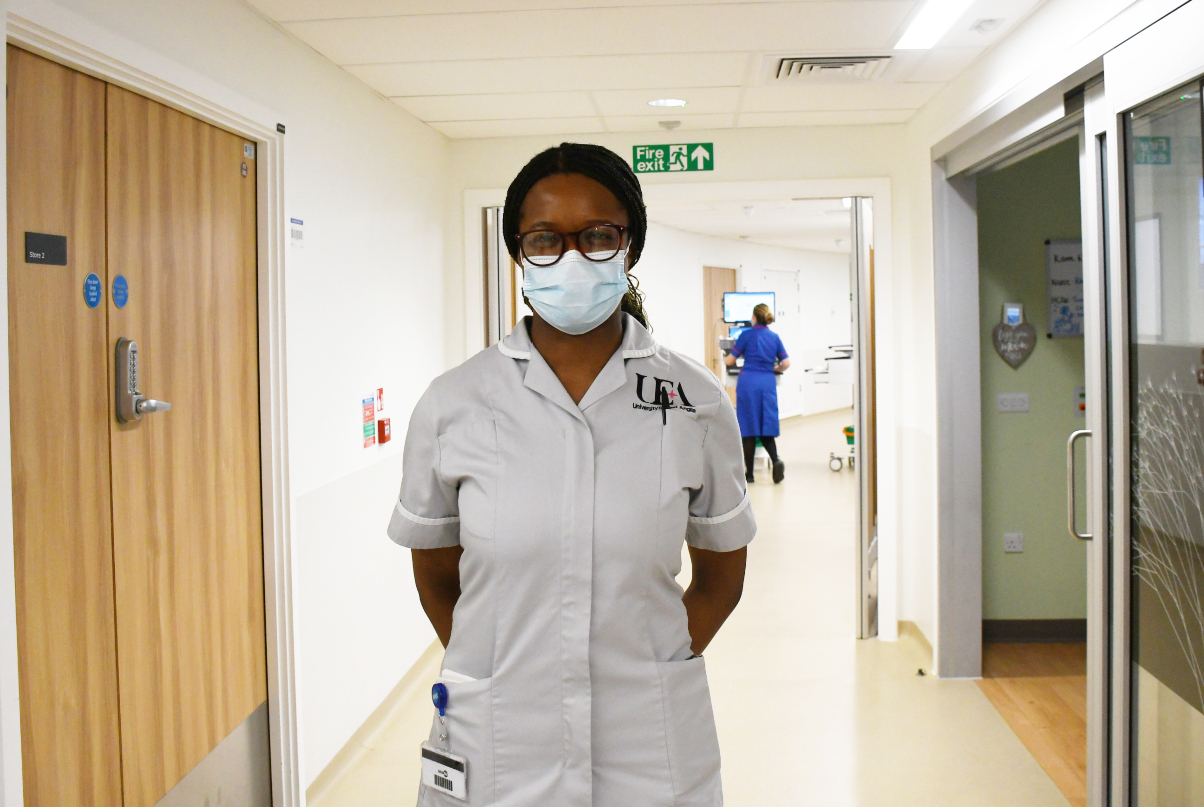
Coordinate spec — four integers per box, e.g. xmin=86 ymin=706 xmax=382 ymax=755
xmin=115 ymin=337 xmax=171 ymax=423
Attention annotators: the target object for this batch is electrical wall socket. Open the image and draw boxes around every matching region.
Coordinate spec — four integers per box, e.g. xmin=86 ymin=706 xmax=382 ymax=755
xmin=997 ymin=393 xmax=1030 ymax=413
xmin=1004 ymin=532 xmax=1024 ymax=553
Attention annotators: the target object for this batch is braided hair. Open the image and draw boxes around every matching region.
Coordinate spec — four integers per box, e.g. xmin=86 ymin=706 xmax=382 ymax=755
xmin=503 ymin=143 xmax=650 ymax=329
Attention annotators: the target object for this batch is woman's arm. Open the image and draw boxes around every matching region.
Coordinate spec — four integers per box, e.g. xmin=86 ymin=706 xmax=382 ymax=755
xmin=723 ymin=352 xmax=738 ymax=366
xmin=683 ymin=545 xmax=747 ymax=654
xmin=412 ymin=546 xmax=464 ymax=647
xmin=776 ymin=357 xmax=791 ymax=371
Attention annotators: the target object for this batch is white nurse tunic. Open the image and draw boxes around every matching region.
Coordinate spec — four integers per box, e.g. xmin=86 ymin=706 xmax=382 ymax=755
xmin=388 ymin=314 xmax=756 ymax=807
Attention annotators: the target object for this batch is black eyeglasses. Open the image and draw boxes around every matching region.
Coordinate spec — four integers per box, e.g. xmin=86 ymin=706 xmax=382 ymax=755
xmin=516 ymin=224 xmax=627 ymax=267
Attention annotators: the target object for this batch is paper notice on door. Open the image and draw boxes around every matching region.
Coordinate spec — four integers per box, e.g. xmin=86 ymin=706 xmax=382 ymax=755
xmin=290 ymin=218 xmax=304 ymax=249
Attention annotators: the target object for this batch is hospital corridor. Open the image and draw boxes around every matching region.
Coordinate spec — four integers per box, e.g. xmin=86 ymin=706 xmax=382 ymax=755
xmin=3 ymin=1 xmax=1204 ymax=807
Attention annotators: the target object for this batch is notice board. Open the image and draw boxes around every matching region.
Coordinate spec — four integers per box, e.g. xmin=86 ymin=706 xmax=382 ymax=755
xmin=1046 ymin=239 xmax=1084 ymax=338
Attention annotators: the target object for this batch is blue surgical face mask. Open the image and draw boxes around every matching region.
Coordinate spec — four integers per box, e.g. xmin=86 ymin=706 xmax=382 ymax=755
xmin=522 ymin=250 xmax=628 ymax=335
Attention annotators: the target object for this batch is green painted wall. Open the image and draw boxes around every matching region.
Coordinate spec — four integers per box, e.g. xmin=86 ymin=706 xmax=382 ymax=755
xmin=978 ymin=137 xmax=1087 ymax=620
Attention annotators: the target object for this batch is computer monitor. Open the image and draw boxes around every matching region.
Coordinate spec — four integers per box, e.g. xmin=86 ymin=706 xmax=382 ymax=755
xmin=723 ymin=291 xmax=775 ymax=324
xmin=728 ymin=325 xmax=750 ymax=340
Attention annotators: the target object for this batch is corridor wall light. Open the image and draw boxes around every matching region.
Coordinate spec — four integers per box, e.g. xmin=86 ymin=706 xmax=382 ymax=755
xmin=648 ymin=98 xmax=687 ymax=107
xmin=894 ymin=0 xmax=977 ymax=49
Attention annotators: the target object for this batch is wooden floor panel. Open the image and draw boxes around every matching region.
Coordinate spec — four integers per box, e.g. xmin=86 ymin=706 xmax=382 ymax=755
xmin=978 ymin=643 xmax=1087 ymax=807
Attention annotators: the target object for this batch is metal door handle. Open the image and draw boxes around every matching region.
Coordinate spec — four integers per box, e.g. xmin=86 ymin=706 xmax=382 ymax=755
xmin=116 ymin=337 xmax=171 ymax=423
xmin=1067 ymin=429 xmax=1092 ymax=540
xmin=136 ymin=399 xmax=171 ymax=415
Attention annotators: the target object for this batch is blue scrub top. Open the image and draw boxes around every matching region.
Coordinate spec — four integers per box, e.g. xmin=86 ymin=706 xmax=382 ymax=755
xmin=730 ymin=325 xmax=788 ymax=372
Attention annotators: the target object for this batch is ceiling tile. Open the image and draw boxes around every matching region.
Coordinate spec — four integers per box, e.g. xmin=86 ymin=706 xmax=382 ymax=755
xmin=593 ymin=87 xmax=742 ymax=117
xmin=904 ymin=48 xmax=984 ymax=84
xmin=282 ymin=3 xmax=916 ymax=65
xmin=345 ymin=53 xmax=749 ymax=97
xmin=429 ymin=117 xmax=604 ymax=139
xmin=939 ymin=0 xmax=1043 ymax=49
xmin=249 ymin=0 xmax=825 ymax=21
xmin=604 ymin=113 xmax=736 ymax=132
xmin=737 ymin=109 xmax=915 ymax=127
xmin=391 ymin=91 xmax=597 ymax=122
xmin=740 ymin=82 xmax=943 ymax=112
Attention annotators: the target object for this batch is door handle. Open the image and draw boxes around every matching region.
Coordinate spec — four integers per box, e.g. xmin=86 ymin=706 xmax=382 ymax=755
xmin=136 ymin=399 xmax=171 ymax=415
xmin=1067 ymin=429 xmax=1092 ymax=540
xmin=115 ymin=338 xmax=171 ymax=423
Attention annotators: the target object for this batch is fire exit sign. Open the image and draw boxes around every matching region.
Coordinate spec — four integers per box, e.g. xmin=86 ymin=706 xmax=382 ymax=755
xmin=633 ymin=143 xmax=713 ymax=173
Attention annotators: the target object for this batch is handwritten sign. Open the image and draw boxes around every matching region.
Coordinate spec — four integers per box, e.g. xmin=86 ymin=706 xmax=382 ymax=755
xmin=993 ymin=303 xmax=1037 ymax=369
xmin=1046 ymin=239 xmax=1084 ymax=338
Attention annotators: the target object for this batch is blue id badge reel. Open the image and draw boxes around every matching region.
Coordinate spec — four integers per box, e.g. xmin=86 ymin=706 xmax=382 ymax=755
xmin=421 ymin=682 xmax=468 ymax=800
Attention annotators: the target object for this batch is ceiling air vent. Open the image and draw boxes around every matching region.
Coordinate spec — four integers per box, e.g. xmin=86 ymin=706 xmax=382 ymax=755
xmin=770 ymin=56 xmax=891 ymax=82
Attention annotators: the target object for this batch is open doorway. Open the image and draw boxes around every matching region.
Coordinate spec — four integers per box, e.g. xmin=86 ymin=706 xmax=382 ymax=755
xmin=972 ymin=135 xmax=1089 ymax=806
xmin=638 ymin=193 xmax=877 ymax=637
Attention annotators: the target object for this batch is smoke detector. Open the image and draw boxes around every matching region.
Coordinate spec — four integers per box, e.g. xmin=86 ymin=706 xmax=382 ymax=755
xmin=763 ymin=55 xmax=891 ymax=83
xmin=970 ymin=18 xmax=1003 ymax=35
xmin=658 ymin=120 xmax=681 ymax=131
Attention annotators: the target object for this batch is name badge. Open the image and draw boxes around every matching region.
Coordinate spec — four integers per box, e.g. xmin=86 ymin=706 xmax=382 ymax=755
xmin=421 ymin=742 xmax=467 ymax=801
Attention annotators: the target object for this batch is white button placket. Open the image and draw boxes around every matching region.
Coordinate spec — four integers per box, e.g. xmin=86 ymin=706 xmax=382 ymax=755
xmin=561 ymin=418 xmax=595 ymax=805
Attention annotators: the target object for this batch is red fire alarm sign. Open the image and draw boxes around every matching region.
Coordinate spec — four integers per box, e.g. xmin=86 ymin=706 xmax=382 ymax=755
xmin=377 ymin=417 xmax=391 ymax=444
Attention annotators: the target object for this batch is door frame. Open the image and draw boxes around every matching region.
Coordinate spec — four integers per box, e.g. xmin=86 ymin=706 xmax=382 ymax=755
xmin=930 ymin=63 xmax=1111 ymax=805
xmin=0 ymin=7 xmax=300 ymax=807
xmin=462 ymin=177 xmax=898 ymax=642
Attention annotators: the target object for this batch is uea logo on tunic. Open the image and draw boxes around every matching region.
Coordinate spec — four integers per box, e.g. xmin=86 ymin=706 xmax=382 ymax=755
xmin=634 ymin=373 xmax=695 ymax=414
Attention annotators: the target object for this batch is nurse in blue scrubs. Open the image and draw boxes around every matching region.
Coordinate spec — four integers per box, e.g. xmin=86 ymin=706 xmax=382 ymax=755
xmin=724 ymin=303 xmax=790 ymax=484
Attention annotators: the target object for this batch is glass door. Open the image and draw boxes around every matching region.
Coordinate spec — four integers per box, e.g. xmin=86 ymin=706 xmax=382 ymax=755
xmin=1121 ymin=78 xmax=1204 ymax=805
xmin=1102 ymin=5 xmax=1204 ymax=799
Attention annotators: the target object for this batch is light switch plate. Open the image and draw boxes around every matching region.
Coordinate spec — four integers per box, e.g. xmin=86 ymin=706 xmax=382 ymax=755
xmin=997 ymin=393 xmax=1030 ymax=413
xmin=1004 ymin=532 xmax=1024 ymax=553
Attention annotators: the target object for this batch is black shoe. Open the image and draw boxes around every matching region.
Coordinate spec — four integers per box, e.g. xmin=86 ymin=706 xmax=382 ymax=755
xmin=772 ymin=460 xmax=785 ymax=484
xmin=745 ymin=472 xmax=755 ymax=484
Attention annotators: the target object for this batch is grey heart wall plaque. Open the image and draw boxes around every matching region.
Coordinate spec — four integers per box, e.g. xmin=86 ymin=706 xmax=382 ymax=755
xmin=993 ymin=303 xmax=1036 ymax=369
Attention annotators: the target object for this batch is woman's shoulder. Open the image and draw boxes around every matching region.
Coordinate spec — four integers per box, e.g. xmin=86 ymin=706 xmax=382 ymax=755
xmin=646 ymin=344 xmax=727 ymax=410
xmin=413 ymin=347 xmax=510 ymax=429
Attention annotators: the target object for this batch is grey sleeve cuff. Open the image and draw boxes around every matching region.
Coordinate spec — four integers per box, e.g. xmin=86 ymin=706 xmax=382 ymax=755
xmin=685 ymin=490 xmax=757 ymax=552
xmin=386 ymin=500 xmax=461 ymax=549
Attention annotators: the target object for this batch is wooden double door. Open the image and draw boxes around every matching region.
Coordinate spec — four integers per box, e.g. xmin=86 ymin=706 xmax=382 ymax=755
xmin=6 ymin=47 xmax=268 ymax=805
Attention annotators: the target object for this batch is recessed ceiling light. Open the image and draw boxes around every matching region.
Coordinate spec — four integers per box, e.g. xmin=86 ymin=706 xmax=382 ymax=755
xmin=895 ymin=0 xmax=977 ymax=50
xmin=648 ymin=98 xmax=687 ymax=107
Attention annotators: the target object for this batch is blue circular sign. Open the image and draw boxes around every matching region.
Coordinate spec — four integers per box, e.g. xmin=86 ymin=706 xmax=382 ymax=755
xmin=83 ymin=273 xmax=102 ymax=308
xmin=112 ymin=275 xmax=129 ymax=309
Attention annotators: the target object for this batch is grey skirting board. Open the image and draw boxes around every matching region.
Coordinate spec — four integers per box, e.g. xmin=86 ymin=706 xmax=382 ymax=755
xmin=982 ymin=619 xmax=1087 ymax=643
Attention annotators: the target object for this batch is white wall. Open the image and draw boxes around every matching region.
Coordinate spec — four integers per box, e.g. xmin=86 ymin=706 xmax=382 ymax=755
xmin=0 ymin=0 xmax=452 ymax=794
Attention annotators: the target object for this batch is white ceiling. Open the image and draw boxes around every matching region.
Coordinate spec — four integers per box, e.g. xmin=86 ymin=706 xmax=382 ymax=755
xmin=247 ymin=0 xmax=1046 ymax=138
xmin=648 ymin=196 xmax=853 ymax=253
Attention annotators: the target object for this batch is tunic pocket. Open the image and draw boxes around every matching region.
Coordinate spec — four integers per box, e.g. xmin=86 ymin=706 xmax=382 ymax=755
xmin=660 ymin=413 xmax=705 ymax=493
xmin=656 ymin=656 xmax=723 ymax=806
xmin=420 ymin=676 xmax=494 ymax=806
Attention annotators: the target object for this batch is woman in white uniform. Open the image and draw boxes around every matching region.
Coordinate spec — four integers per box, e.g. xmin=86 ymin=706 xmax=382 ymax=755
xmin=389 ymin=143 xmax=756 ymax=806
